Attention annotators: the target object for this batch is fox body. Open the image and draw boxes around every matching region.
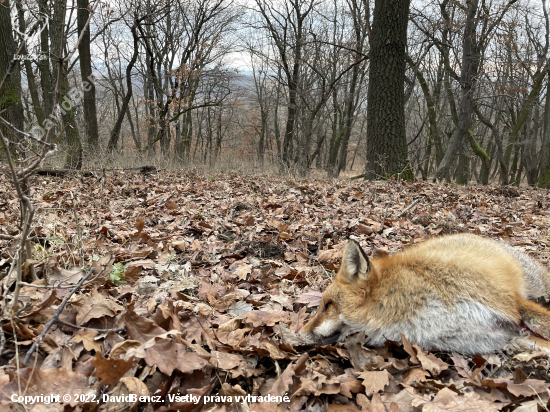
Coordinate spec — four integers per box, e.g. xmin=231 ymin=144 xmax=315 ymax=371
xmin=300 ymin=234 xmax=550 ymax=354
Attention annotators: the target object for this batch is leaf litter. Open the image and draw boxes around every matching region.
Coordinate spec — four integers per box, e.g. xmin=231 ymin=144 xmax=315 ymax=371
xmin=1 ymin=171 xmax=550 ymax=410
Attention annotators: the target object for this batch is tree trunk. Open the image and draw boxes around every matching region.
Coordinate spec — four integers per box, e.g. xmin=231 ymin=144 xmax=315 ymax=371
xmin=16 ymin=2 xmax=44 ymax=127
xmin=538 ymin=79 xmax=550 ymax=187
xmin=523 ymin=107 xmax=539 ymax=185
xmin=411 ymin=62 xmax=444 ymax=164
xmin=435 ymin=0 xmax=479 ymax=181
xmin=364 ymin=0 xmax=413 ymax=180
xmin=107 ymin=21 xmax=140 ymax=152
xmin=0 ymin=0 xmax=25 ymax=153
xmin=51 ymin=0 xmax=82 ymax=169
xmin=505 ymin=64 xmax=549 ymax=169
xmin=38 ymin=0 xmax=54 ymax=119
xmin=475 ymin=107 xmax=508 ymax=184
xmin=77 ymin=0 xmax=99 ymax=150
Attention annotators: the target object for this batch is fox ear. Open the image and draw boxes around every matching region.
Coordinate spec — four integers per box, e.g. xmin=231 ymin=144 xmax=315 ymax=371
xmin=340 ymin=240 xmax=370 ymax=283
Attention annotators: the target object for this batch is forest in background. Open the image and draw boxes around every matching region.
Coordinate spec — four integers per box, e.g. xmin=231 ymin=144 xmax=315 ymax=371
xmin=0 ymin=0 xmax=550 ymax=185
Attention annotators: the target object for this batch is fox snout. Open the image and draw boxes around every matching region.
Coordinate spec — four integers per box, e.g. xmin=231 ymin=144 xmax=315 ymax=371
xmin=299 ymin=318 xmax=343 ymax=345
xmin=299 ymin=240 xmax=370 ymax=345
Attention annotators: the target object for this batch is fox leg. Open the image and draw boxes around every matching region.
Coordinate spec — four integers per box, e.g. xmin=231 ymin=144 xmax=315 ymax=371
xmin=517 ymin=297 xmax=550 ymax=340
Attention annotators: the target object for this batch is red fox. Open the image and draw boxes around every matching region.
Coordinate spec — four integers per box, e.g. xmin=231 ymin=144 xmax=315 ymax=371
xmin=300 ymin=234 xmax=550 ymax=354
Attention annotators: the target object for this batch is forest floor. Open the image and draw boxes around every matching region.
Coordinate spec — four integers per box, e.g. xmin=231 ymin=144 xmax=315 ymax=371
xmin=1 ymin=170 xmax=550 ymax=411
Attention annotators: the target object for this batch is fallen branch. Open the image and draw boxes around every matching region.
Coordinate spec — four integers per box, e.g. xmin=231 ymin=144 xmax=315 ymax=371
xmin=33 ymin=169 xmax=94 ymax=177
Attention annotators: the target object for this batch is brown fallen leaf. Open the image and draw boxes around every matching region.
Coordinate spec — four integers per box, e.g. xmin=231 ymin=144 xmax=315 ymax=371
xmin=400 ymin=334 xmax=419 ymax=364
xmin=250 ymin=353 xmax=308 ymax=412
xmin=294 ymin=291 xmax=322 ymax=307
xmin=143 ymin=337 xmax=209 ymax=375
xmin=345 ymin=332 xmax=368 ymax=370
xmin=402 ymin=368 xmax=429 ymax=385
xmin=208 ymin=351 xmax=246 ymax=370
xmin=326 ymin=404 xmax=360 ymax=412
xmin=166 ymin=200 xmax=178 ymax=210
xmin=414 ymin=344 xmax=448 ymax=375
xmin=381 ymin=388 xmax=420 ymax=412
xmin=358 ymin=370 xmax=390 ymax=396
xmin=413 ymin=387 xmax=501 ymax=412
xmin=237 ymin=310 xmax=290 ymax=327
xmin=92 ymin=354 xmax=134 ymax=389
xmin=71 ymin=288 xmax=124 ymax=325
xmin=72 ymin=329 xmax=101 ymax=352
xmin=0 ymin=367 xmax=94 ymax=407
xmin=295 ymin=372 xmax=341 ymax=397
xmin=123 ymin=304 xmax=167 ymax=343
xmin=110 ymin=340 xmax=143 ymax=360
xmin=338 ymin=375 xmax=363 ymax=398
xmin=106 ymin=377 xmax=149 ymax=411
xmin=135 ymin=215 xmax=145 ymax=233
xmin=451 ymin=352 xmax=472 ymax=378
xmin=479 ymin=378 xmax=550 ymax=397
xmin=512 ymin=367 xmax=527 ymax=384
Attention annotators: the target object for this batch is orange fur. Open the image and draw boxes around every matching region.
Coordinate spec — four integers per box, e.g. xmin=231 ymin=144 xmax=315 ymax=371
xmin=301 ymin=234 xmax=550 ymax=354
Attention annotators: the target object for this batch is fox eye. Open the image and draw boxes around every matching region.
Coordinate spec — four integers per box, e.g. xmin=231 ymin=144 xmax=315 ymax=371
xmin=323 ymin=301 xmax=333 ymax=312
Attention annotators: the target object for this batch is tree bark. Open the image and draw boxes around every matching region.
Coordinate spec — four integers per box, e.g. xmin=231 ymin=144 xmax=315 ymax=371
xmin=0 ymin=0 xmax=25 ymax=149
xmin=364 ymin=0 xmax=413 ymax=180
xmin=77 ymin=0 xmax=99 ymax=150
xmin=538 ymin=79 xmax=550 ymax=187
xmin=38 ymin=0 xmax=54 ymax=119
xmin=50 ymin=0 xmax=82 ymax=169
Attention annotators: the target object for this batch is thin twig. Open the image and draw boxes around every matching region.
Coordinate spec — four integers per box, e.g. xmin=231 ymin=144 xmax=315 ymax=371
xmin=0 ymin=324 xmax=5 ymax=357
xmin=56 ymin=319 xmax=126 ymax=333
xmin=70 ymin=191 xmax=84 ymax=264
xmin=397 ymin=198 xmax=422 ymax=219
xmin=23 ymin=351 xmax=39 ymax=398
xmin=23 ymin=267 xmax=95 ymax=364
xmin=0 ymin=116 xmax=55 ymax=148
xmin=13 ymin=315 xmax=21 ymax=396
xmin=142 ymin=190 xmax=176 ymax=206
xmin=0 ymin=129 xmax=34 ymax=313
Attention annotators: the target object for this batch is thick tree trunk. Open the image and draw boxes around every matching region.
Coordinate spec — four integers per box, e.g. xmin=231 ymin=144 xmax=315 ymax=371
xmin=538 ymin=80 xmax=550 ymax=187
xmin=364 ymin=0 xmax=413 ymax=180
xmin=77 ymin=0 xmax=99 ymax=150
xmin=0 ymin=0 xmax=25 ymax=150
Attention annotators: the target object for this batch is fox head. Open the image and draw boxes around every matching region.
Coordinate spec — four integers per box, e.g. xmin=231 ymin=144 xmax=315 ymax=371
xmin=300 ymin=240 xmax=373 ymax=344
